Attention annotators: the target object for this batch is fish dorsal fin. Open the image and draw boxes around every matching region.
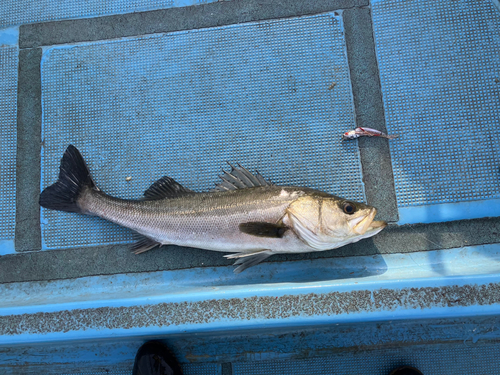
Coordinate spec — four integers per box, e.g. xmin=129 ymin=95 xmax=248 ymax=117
xmin=144 ymin=176 xmax=195 ymax=200
xmin=213 ymin=164 xmax=273 ymax=191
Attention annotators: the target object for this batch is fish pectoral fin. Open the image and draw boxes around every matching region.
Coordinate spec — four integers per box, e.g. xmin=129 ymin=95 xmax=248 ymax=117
xmin=224 ymin=250 xmax=274 ymax=273
xmin=239 ymin=222 xmax=288 ymax=238
xmin=144 ymin=176 xmax=196 ymax=200
xmin=131 ymin=236 xmax=161 ymax=254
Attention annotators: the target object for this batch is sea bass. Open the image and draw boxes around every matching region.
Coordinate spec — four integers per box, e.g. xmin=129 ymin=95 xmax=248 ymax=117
xmin=40 ymin=145 xmax=387 ymax=273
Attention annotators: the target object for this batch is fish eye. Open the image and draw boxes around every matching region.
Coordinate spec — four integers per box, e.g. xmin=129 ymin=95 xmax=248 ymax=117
xmin=343 ymin=202 xmax=356 ymax=215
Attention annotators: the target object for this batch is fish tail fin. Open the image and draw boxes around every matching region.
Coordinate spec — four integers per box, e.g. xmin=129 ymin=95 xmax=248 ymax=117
xmin=39 ymin=145 xmax=97 ymax=213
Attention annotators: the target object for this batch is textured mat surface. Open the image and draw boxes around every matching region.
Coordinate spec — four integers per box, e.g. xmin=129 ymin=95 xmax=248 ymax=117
xmin=233 ymin=341 xmax=500 ymax=375
xmin=0 ymin=46 xmax=18 ymax=252
xmin=0 ymin=0 xmax=215 ymax=28
xmin=40 ymin=13 xmax=362 ymax=249
xmin=57 ymin=363 xmax=219 ymax=375
xmin=183 ymin=363 xmax=221 ymax=375
xmin=372 ymin=0 xmax=500 ymax=220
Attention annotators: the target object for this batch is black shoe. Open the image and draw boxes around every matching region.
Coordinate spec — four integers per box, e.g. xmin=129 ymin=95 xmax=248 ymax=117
xmin=389 ymin=366 xmax=423 ymax=375
xmin=132 ymin=341 xmax=183 ymax=375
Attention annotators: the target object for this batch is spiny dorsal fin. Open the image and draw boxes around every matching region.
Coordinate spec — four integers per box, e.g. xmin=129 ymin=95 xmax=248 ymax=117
xmin=239 ymin=222 xmax=288 ymax=238
xmin=144 ymin=176 xmax=195 ymax=200
xmin=213 ymin=164 xmax=273 ymax=191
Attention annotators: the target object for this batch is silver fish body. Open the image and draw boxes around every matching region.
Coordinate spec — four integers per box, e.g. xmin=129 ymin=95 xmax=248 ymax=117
xmin=82 ymin=186 xmax=316 ymax=253
xmin=40 ymin=145 xmax=387 ymax=272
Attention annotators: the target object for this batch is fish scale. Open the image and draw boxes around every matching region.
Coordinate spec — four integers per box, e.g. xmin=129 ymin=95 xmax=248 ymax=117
xmin=82 ymin=187 xmax=306 ymax=253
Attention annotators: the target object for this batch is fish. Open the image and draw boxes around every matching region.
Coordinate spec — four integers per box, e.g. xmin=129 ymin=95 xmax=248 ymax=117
xmin=39 ymin=145 xmax=387 ymax=273
xmin=342 ymin=127 xmax=399 ymax=141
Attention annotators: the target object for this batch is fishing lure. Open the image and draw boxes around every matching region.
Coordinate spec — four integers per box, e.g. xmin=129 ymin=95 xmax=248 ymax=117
xmin=341 ymin=127 xmax=398 ymax=141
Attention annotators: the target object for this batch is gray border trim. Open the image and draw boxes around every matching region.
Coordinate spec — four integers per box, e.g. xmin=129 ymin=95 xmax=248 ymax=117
xmin=343 ymin=8 xmax=399 ymax=222
xmin=221 ymin=363 xmax=233 ymax=375
xmin=19 ymin=0 xmax=368 ymax=48
xmin=2 ymin=216 xmax=500 ymax=283
xmin=2 ymin=281 xmax=499 ymax=336
xmin=15 ymin=48 xmax=42 ymax=252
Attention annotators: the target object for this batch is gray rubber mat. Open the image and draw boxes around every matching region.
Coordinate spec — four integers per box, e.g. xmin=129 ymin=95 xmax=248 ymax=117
xmin=40 ymin=13 xmax=362 ymax=249
xmin=233 ymin=341 xmax=500 ymax=375
xmin=57 ymin=363 xmax=219 ymax=375
xmin=0 ymin=46 xmax=18 ymax=251
xmin=0 ymin=0 xmax=213 ymax=28
xmin=372 ymin=0 xmax=500 ymax=220
xmin=183 ymin=363 xmax=220 ymax=375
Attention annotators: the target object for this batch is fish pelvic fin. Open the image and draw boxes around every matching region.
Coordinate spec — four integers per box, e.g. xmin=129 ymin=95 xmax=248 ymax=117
xmin=224 ymin=250 xmax=273 ymax=273
xmin=132 ymin=236 xmax=161 ymax=254
xmin=39 ymin=145 xmax=97 ymax=213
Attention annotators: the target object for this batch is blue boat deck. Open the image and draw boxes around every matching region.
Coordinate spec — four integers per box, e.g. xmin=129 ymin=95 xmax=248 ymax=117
xmin=1 ymin=0 xmax=500 ymax=373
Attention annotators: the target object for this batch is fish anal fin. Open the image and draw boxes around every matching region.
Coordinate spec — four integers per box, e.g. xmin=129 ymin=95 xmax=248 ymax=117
xmin=224 ymin=250 xmax=273 ymax=273
xmin=144 ymin=176 xmax=195 ymax=200
xmin=132 ymin=237 xmax=161 ymax=254
xmin=239 ymin=222 xmax=288 ymax=238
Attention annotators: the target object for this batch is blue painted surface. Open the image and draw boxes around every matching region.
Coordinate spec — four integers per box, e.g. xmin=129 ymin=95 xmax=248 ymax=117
xmin=40 ymin=13 xmax=362 ymax=249
xmin=3 ymin=244 xmax=500 ymax=311
xmin=0 ymin=26 xmax=18 ymax=46
xmin=4 ymin=282 xmax=499 ymax=343
xmin=0 ymin=0 xmax=216 ymax=28
xmin=2 ymin=320 xmax=500 ymax=374
xmin=372 ymin=0 xmax=500 ymax=224
xmin=2 ymin=245 xmax=500 ymax=345
xmin=0 ymin=46 xmax=18 ymax=250
xmin=0 ymin=240 xmax=15 ymax=255
xmin=398 ymin=198 xmax=500 ymax=225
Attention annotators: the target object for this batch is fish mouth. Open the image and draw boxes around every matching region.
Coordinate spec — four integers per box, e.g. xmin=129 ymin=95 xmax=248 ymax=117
xmin=366 ymin=219 xmax=387 ymax=236
xmin=351 ymin=208 xmax=387 ymax=235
